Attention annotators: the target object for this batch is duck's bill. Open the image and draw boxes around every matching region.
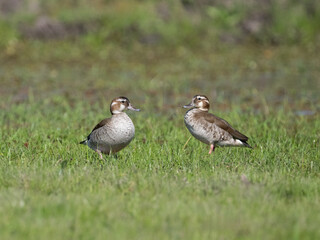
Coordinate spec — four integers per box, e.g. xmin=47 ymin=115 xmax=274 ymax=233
xmin=128 ymin=105 xmax=141 ymax=111
xmin=183 ymin=103 xmax=193 ymax=108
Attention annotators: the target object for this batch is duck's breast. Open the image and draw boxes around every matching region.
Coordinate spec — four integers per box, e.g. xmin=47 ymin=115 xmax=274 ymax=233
xmin=184 ymin=109 xmax=232 ymax=144
xmin=107 ymin=113 xmax=135 ymax=143
xmin=88 ymin=113 xmax=135 ymax=153
xmin=184 ymin=109 xmax=212 ymax=144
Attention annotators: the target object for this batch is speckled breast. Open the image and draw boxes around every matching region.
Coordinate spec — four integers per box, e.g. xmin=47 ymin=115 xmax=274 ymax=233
xmin=88 ymin=113 xmax=135 ymax=153
xmin=184 ymin=109 xmax=222 ymax=145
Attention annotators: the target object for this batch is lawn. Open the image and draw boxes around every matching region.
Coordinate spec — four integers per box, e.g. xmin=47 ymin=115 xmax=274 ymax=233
xmin=0 ymin=1 xmax=320 ymax=239
xmin=1 ymin=42 xmax=319 ymax=239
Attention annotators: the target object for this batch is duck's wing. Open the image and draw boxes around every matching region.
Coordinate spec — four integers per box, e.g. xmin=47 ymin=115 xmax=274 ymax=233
xmin=87 ymin=118 xmax=111 ymax=140
xmin=197 ymin=112 xmax=249 ymax=141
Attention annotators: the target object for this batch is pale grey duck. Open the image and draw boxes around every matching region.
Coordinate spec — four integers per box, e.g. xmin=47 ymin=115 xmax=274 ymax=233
xmin=80 ymin=96 xmax=140 ymax=158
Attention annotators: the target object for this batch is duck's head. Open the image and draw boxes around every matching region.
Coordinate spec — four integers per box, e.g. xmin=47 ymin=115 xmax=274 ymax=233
xmin=183 ymin=95 xmax=210 ymax=112
xmin=110 ymin=96 xmax=140 ymax=115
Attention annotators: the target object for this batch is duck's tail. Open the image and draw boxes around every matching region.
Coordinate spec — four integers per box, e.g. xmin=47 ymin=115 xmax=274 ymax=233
xmin=79 ymin=139 xmax=88 ymax=145
xmin=241 ymin=141 xmax=253 ymax=149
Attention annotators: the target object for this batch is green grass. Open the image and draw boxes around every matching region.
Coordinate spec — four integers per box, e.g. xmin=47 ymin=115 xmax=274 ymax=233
xmin=0 ymin=93 xmax=319 ymax=239
xmin=0 ymin=1 xmax=320 ymax=237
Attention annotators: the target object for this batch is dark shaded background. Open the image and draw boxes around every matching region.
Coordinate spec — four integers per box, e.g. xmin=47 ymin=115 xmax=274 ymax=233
xmin=0 ymin=0 xmax=319 ymax=113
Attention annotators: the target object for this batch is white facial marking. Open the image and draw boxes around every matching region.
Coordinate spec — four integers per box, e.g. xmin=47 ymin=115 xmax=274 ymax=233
xmin=111 ymin=101 xmax=117 ymax=106
xmin=119 ymin=104 xmax=126 ymax=111
xmin=117 ymin=98 xmax=127 ymax=102
xmin=112 ymin=101 xmax=126 ymax=114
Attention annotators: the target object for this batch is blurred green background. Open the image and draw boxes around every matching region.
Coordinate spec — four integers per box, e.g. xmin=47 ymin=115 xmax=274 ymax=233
xmin=1 ymin=1 xmax=320 ymax=239
xmin=0 ymin=0 xmax=319 ymax=109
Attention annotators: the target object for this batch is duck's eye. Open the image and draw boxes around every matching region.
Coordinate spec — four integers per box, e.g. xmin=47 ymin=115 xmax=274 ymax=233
xmin=197 ymin=97 xmax=201 ymax=100
xmin=121 ymin=100 xmax=125 ymax=103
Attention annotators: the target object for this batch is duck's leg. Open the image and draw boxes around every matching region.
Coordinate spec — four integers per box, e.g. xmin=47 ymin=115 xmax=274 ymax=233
xmin=95 ymin=149 xmax=103 ymax=159
xmin=208 ymin=144 xmax=215 ymax=154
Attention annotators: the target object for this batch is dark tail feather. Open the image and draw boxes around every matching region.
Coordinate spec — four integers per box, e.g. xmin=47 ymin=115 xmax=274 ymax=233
xmin=242 ymin=141 xmax=253 ymax=149
xmin=80 ymin=140 xmax=87 ymax=145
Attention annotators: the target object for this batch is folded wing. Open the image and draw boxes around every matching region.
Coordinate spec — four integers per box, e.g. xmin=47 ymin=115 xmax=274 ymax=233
xmin=87 ymin=118 xmax=111 ymax=140
xmin=200 ymin=113 xmax=249 ymax=141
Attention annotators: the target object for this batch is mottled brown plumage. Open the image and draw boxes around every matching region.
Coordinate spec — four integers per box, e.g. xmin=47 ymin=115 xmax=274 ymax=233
xmin=198 ymin=112 xmax=249 ymax=141
xmin=183 ymin=95 xmax=252 ymax=154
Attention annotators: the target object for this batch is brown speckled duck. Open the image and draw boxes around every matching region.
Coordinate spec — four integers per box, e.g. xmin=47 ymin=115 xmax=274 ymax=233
xmin=183 ymin=95 xmax=252 ymax=154
xmin=80 ymin=96 xmax=140 ymax=159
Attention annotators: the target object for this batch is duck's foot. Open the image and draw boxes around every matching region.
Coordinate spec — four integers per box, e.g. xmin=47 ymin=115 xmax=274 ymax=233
xmin=95 ymin=149 xmax=103 ymax=159
xmin=208 ymin=144 xmax=215 ymax=154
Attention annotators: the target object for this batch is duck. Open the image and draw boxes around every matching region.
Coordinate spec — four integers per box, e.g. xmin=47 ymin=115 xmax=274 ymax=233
xmin=80 ymin=96 xmax=140 ymax=159
xmin=183 ymin=95 xmax=252 ymax=154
